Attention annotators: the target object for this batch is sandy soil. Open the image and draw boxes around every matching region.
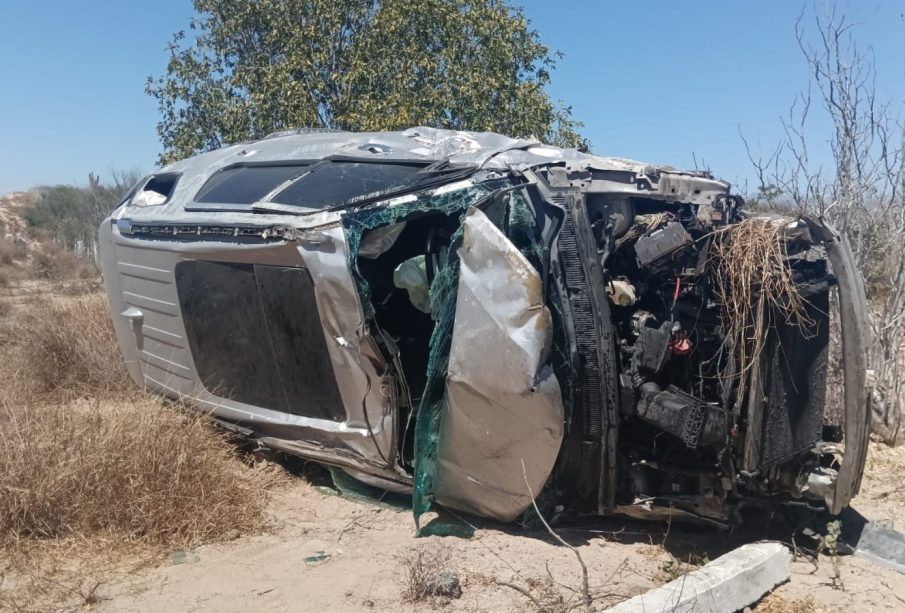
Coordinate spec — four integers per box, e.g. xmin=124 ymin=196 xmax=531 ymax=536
xmin=86 ymin=444 xmax=905 ymax=613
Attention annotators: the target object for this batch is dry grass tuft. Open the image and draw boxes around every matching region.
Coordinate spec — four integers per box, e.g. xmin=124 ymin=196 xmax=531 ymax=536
xmin=710 ymin=217 xmax=814 ymax=404
xmin=398 ymin=543 xmax=461 ymax=602
xmin=0 ymin=397 xmax=267 ymax=549
xmin=0 ymin=237 xmax=27 ymax=266
xmin=0 ymin=294 xmax=272 ymax=551
xmin=1 ymin=293 xmax=130 ymax=402
xmin=29 ymin=243 xmax=97 ymax=282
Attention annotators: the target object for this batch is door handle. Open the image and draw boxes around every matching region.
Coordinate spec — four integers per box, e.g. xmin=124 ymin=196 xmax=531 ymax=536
xmin=121 ymin=307 xmax=144 ymax=350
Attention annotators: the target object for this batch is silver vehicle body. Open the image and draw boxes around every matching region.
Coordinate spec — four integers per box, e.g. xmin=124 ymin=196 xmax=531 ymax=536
xmin=101 ymin=128 xmax=870 ymax=525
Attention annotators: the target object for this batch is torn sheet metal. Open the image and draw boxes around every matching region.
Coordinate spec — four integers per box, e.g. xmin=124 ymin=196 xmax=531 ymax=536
xmin=433 ymin=208 xmax=564 ymax=522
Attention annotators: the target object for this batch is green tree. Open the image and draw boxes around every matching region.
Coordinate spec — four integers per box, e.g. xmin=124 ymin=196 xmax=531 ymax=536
xmin=147 ymin=0 xmax=587 ymax=164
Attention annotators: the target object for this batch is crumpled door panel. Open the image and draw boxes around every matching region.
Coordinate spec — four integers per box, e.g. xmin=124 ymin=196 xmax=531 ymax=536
xmin=433 ymin=208 xmax=564 ymax=521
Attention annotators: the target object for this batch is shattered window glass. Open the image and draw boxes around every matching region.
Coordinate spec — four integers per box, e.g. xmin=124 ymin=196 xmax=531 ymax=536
xmin=272 ymin=162 xmax=425 ymax=209
xmin=195 ymin=164 xmax=310 ymax=204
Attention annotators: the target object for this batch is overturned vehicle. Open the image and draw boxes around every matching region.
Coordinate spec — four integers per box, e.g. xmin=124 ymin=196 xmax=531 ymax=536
xmin=101 ymin=128 xmax=870 ymax=527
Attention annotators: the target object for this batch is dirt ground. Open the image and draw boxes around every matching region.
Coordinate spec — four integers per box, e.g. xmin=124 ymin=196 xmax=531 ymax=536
xmin=82 ymin=444 xmax=905 ymax=613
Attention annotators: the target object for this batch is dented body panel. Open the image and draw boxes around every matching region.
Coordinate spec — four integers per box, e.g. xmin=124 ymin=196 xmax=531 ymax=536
xmin=436 ymin=208 xmax=564 ymax=521
xmin=100 ymin=128 xmax=870 ymax=525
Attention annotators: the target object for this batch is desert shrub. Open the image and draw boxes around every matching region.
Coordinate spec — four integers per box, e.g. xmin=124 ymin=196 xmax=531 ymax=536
xmin=0 ymin=237 xmax=26 ymax=265
xmin=841 ymin=208 xmax=904 ymax=305
xmin=1 ymin=293 xmax=129 ymax=401
xmin=0 ymin=397 xmax=268 ymax=548
xmin=398 ymin=543 xmax=461 ymax=602
xmin=24 ymin=172 xmax=142 ymax=266
xmin=29 ymin=243 xmax=97 ymax=282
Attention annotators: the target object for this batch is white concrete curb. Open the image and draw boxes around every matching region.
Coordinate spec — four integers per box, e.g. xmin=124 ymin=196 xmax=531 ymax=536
xmin=605 ymin=541 xmax=791 ymax=613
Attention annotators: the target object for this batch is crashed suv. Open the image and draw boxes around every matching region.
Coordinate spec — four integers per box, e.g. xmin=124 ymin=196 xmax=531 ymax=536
xmin=100 ymin=128 xmax=870 ymax=527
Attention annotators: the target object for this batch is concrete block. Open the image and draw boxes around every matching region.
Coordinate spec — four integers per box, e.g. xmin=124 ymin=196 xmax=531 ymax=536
xmin=606 ymin=541 xmax=791 ymax=613
xmin=855 ymin=522 xmax=905 ymax=574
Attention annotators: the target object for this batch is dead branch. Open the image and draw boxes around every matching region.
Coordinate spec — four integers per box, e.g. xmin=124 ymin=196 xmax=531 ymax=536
xmin=495 ymin=579 xmax=551 ymax=612
xmin=741 ymin=4 xmax=905 ymax=443
xmin=521 ymin=459 xmax=592 ymax=612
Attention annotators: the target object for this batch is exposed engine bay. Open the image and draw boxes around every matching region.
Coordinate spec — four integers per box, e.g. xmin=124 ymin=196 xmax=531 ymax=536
xmin=580 ymin=189 xmax=838 ymax=524
xmin=526 ymin=159 xmax=868 ymax=527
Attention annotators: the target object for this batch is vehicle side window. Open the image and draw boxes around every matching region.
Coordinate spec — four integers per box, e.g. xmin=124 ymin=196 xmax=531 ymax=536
xmin=194 ymin=164 xmax=309 ymax=204
xmin=271 ymin=162 xmax=423 ymax=209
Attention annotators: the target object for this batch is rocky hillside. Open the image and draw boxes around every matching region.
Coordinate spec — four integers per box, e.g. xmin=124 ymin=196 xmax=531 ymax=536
xmin=0 ymin=191 xmax=34 ymax=242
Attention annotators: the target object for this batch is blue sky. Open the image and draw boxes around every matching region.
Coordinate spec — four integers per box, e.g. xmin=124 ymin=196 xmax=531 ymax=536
xmin=0 ymin=1 xmax=902 ymax=194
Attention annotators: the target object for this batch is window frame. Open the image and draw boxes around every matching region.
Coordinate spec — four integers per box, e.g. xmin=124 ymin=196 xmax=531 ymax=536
xmin=124 ymin=172 xmax=182 ymax=207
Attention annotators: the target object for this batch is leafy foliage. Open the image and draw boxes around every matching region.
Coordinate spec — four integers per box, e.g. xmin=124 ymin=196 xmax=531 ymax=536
xmin=147 ymin=0 xmax=587 ymax=163
xmin=25 ymin=171 xmax=142 ymax=261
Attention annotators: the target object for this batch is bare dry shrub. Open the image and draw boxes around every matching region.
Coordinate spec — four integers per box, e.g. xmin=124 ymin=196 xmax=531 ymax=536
xmin=1 ymin=293 xmax=130 ymax=402
xmin=398 ymin=543 xmax=460 ymax=602
xmin=0 ymin=396 xmax=269 ymax=549
xmin=741 ymin=8 xmax=905 ymax=442
xmin=30 ymin=243 xmax=97 ymax=282
xmin=0 ymin=244 xmax=12 ymax=267
xmin=0 ymin=237 xmax=26 ymax=266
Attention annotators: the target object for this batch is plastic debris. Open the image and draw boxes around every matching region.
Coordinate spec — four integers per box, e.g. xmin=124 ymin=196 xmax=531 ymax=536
xmin=169 ymin=549 xmax=200 ymax=565
xmin=607 ymin=277 xmax=637 ymax=306
xmin=315 ymin=485 xmax=340 ymax=497
xmin=304 ymin=550 xmax=332 ymax=566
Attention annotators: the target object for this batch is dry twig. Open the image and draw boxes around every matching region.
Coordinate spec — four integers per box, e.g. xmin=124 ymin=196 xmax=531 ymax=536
xmin=521 ymin=459 xmax=592 ymax=612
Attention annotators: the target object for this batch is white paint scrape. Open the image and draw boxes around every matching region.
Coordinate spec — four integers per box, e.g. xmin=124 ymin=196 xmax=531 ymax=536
xmin=606 ymin=542 xmax=791 ymax=613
